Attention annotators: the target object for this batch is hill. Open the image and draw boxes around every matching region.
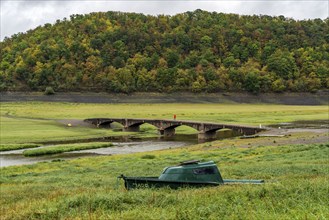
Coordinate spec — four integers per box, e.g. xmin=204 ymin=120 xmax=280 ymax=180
xmin=1 ymin=10 xmax=328 ymax=93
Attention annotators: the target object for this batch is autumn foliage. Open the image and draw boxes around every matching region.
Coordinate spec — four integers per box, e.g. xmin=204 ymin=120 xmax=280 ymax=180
xmin=1 ymin=10 xmax=328 ymax=93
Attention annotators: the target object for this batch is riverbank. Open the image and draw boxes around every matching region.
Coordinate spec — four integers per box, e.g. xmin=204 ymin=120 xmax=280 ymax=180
xmin=1 ymin=91 xmax=328 ymax=105
xmin=0 ymin=140 xmax=190 ymax=167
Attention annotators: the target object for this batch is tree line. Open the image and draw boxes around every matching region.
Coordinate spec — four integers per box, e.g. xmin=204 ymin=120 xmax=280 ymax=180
xmin=0 ymin=9 xmax=328 ymax=93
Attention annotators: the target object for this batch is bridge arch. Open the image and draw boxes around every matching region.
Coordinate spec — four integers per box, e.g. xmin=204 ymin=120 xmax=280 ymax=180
xmin=84 ymin=118 xmax=265 ymax=140
xmin=98 ymin=119 xmax=126 ymax=128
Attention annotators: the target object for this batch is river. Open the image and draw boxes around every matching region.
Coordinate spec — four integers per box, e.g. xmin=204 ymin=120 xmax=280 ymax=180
xmin=0 ymin=138 xmax=195 ymax=167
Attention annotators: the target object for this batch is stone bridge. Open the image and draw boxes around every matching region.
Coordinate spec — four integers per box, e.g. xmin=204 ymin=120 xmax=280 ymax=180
xmin=84 ymin=118 xmax=266 ymax=140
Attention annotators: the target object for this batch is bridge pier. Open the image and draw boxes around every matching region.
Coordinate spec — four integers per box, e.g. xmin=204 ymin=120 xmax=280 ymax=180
xmin=84 ymin=118 xmax=266 ymax=140
xmin=159 ymin=128 xmax=176 ymax=137
xmin=198 ymin=130 xmax=217 ymax=140
xmin=124 ymin=124 xmax=140 ymax=132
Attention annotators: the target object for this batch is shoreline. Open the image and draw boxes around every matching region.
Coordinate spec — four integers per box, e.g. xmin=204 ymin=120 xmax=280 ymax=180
xmin=1 ymin=91 xmax=328 ymax=105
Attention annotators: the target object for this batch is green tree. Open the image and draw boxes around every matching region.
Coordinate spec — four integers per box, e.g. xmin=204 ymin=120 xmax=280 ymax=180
xmin=267 ymin=49 xmax=298 ymax=80
xmin=272 ymin=79 xmax=286 ymax=92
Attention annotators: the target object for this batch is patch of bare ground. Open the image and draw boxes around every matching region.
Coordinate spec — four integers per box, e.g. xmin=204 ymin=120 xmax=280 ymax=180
xmin=207 ymin=128 xmax=328 ymax=150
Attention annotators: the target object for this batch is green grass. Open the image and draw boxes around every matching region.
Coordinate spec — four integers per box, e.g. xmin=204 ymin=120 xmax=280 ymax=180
xmin=1 ymin=102 xmax=328 ymax=124
xmin=1 ymin=102 xmax=328 ymax=144
xmin=0 ymin=143 xmax=40 ymax=151
xmin=0 ymin=116 xmax=135 ymax=144
xmin=1 ymin=142 xmax=328 ymax=219
xmin=0 ymin=102 xmax=328 ymax=218
xmin=23 ymin=142 xmax=113 ymax=156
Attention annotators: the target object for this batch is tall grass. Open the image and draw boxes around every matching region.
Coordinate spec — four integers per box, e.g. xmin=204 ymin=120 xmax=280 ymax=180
xmin=1 ymin=102 xmax=328 ymax=218
xmin=1 ymin=143 xmax=328 ymax=219
xmin=0 ymin=143 xmax=40 ymax=151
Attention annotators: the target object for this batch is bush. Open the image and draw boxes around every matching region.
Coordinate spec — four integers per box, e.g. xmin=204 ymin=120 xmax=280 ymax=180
xmin=44 ymin=87 xmax=55 ymax=95
xmin=141 ymin=154 xmax=156 ymax=159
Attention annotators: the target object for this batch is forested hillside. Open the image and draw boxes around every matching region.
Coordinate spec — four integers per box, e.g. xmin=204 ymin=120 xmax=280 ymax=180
xmin=1 ymin=10 xmax=328 ymax=93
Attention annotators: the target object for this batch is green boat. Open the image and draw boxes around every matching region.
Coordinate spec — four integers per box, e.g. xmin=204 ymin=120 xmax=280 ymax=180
xmin=119 ymin=160 xmax=264 ymax=190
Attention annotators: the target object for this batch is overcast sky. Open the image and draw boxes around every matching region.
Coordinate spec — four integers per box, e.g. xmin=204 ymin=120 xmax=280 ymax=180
xmin=1 ymin=0 xmax=328 ymax=41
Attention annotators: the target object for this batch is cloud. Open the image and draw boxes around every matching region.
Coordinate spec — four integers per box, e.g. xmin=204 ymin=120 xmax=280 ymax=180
xmin=238 ymin=1 xmax=328 ymax=20
xmin=1 ymin=1 xmax=71 ymax=39
xmin=1 ymin=0 xmax=328 ymax=41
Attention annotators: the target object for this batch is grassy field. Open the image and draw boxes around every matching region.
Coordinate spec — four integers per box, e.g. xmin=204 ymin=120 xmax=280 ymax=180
xmin=1 ymin=102 xmax=327 ymax=123
xmin=1 ymin=102 xmax=328 ymax=144
xmin=1 ymin=141 xmax=328 ymax=219
xmin=0 ymin=102 xmax=328 ymax=219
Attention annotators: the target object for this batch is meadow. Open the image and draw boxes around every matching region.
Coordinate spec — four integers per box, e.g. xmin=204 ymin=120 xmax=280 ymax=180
xmin=0 ymin=102 xmax=328 ymax=219
xmin=1 ymin=102 xmax=328 ymax=144
xmin=1 ymin=142 xmax=328 ymax=219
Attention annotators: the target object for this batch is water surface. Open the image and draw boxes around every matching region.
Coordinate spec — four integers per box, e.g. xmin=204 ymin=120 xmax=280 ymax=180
xmin=0 ymin=140 xmax=191 ymax=167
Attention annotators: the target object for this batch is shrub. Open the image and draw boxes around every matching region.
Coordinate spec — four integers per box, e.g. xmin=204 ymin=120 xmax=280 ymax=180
xmin=141 ymin=154 xmax=156 ymax=159
xmin=44 ymin=86 xmax=55 ymax=95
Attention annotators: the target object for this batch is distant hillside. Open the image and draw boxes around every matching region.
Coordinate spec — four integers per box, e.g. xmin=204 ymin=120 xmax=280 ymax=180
xmin=0 ymin=10 xmax=328 ymax=93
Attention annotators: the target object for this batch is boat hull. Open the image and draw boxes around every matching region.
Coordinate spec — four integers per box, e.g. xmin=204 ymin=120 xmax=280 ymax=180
xmin=120 ymin=176 xmax=221 ymax=190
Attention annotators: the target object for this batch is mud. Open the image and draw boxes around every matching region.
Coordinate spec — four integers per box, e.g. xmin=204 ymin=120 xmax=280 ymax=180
xmin=1 ymin=91 xmax=328 ymax=105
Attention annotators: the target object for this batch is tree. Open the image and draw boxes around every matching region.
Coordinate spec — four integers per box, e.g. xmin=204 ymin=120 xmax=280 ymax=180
xmin=244 ymin=72 xmax=261 ymax=94
xmin=156 ymin=68 xmax=177 ymax=90
xmin=191 ymin=75 xmax=206 ymax=92
xmin=272 ymin=79 xmax=286 ymax=92
xmin=136 ymin=69 xmax=157 ymax=91
xmin=0 ymin=9 xmax=327 ymax=93
xmin=266 ymin=49 xmax=298 ymax=80
xmin=165 ymin=50 xmax=180 ymax=68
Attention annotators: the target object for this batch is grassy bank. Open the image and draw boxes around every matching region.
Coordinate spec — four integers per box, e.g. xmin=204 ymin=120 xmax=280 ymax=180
xmin=1 ymin=102 xmax=328 ymax=144
xmin=0 ymin=116 xmax=137 ymax=144
xmin=0 ymin=143 xmax=40 ymax=151
xmin=1 ymin=142 xmax=328 ymax=219
xmin=22 ymin=142 xmax=113 ymax=156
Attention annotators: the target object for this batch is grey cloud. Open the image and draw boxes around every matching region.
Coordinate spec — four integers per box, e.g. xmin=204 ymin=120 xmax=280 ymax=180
xmin=16 ymin=0 xmax=70 ymax=9
xmin=237 ymin=1 xmax=328 ymax=19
